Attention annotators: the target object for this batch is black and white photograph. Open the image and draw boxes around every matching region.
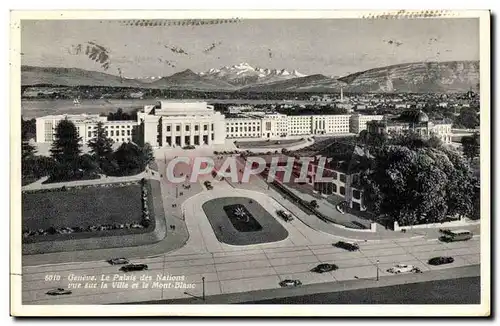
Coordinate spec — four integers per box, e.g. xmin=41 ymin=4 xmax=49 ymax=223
xmin=10 ymin=9 xmax=490 ymax=316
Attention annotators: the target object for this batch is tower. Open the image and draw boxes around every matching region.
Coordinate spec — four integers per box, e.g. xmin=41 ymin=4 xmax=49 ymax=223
xmin=340 ymin=87 xmax=344 ymax=102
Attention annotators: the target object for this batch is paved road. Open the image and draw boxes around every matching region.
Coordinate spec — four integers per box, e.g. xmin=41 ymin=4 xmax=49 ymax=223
xmin=133 ymin=265 xmax=481 ymax=304
xmin=21 ymin=232 xmax=480 ymax=304
xmin=247 ymin=277 xmax=481 ymax=304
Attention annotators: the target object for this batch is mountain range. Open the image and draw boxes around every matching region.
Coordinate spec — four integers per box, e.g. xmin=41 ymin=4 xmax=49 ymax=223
xmin=21 ymin=60 xmax=480 ymax=93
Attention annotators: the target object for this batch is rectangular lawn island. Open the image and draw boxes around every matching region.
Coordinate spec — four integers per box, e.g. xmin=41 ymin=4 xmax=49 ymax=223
xmin=22 ymin=182 xmax=152 ymax=243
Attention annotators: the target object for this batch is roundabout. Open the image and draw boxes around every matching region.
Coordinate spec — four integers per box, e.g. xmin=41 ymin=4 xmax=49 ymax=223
xmin=202 ymin=196 xmax=288 ymax=246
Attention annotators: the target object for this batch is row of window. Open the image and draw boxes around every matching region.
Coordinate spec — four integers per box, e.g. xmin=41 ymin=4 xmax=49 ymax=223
xmin=226 ymin=121 xmax=260 ymax=125
xmin=163 ymin=134 xmax=214 ymax=146
xmin=86 ymin=124 xmax=134 ymax=129
xmin=165 ymin=124 xmax=213 ymax=132
xmin=227 ymin=126 xmax=261 ymax=133
xmin=87 ymin=130 xmax=132 ymax=137
xmin=313 ymin=182 xmax=361 ymax=199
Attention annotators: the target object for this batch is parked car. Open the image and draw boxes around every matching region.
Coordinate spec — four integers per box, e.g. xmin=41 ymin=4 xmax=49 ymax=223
xmin=311 ymin=263 xmax=339 ymax=273
xmin=204 ymin=181 xmax=213 ymax=190
xmin=336 ymin=201 xmax=348 ymax=214
xmin=276 ymin=210 xmax=294 ymax=222
xmin=333 ymin=241 xmax=359 ymax=252
xmin=386 ymin=264 xmax=421 ymax=274
xmin=428 ymin=256 xmax=455 ymax=266
xmin=46 ymin=288 xmax=72 ymax=296
xmin=279 ymin=279 xmax=302 ymax=288
xmin=119 ymin=264 xmax=148 ymax=272
xmin=107 ymin=258 xmax=130 ymax=265
xmin=439 ymin=229 xmax=473 ymax=242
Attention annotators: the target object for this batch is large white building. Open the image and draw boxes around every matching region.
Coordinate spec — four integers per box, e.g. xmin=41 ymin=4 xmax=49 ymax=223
xmin=35 ymin=114 xmax=138 ymax=144
xmin=138 ymin=101 xmax=226 ymax=148
xmin=35 ymin=102 xmax=454 ymax=149
xmin=349 ymin=114 xmax=385 ymax=134
xmin=225 ymin=113 xmax=352 ymax=139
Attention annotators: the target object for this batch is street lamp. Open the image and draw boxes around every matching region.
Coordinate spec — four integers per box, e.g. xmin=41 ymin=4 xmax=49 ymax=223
xmin=376 ymin=259 xmax=380 ymax=281
xmin=202 ymin=276 xmax=205 ymax=301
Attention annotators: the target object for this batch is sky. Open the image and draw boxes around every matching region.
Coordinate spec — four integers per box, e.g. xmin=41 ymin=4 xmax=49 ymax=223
xmin=21 ymin=18 xmax=479 ymax=79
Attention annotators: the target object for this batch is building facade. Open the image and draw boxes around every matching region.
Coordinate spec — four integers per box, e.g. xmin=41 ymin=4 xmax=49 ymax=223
xmin=138 ymin=101 xmax=226 ymax=148
xmin=225 ymin=113 xmax=352 ymax=139
xmin=35 ymin=114 xmax=138 ymax=144
xmin=349 ymin=114 xmax=385 ymax=134
xmin=225 ymin=117 xmax=262 ymax=139
xmin=366 ymin=109 xmax=453 ymax=144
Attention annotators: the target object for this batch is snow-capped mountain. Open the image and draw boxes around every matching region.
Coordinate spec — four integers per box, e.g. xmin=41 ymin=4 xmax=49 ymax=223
xmin=198 ymin=62 xmax=307 ymax=86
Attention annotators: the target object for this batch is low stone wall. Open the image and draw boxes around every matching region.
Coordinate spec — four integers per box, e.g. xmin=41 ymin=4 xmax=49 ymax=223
xmin=394 ymin=218 xmax=480 ymax=231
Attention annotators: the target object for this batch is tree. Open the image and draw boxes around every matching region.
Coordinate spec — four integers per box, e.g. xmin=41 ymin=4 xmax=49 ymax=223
xmin=461 ymin=132 xmax=480 ymax=162
xmin=359 ymin=143 xmax=475 ymax=227
xmin=112 ymin=142 xmax=144 ymax=176
xmin=141 ymin=143 xmax=154 ymax=168
xmin=21 ymin=117 xmax=36 ymax=141
xmin=22 ymin=140 xmax=36 ymax=161
xmin=50 ymin=119 xmax=82 ymax=168
xmin=88 ymin=121 xmax=114 ymax=168
xmin=454 ymin=107 xmax=479 ymax=129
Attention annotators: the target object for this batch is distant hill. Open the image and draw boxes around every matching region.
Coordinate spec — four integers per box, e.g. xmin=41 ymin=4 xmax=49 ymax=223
xmin=150 ymin=69 xmax=236 ymax=90
xmin=21 ymin=66 xmax=143 ymax=88
xmin=240 ymin=74 xmax=331 ymax=92
xmin=21 ymin=61 xmax=480 ymax=93
xmin=338 ymin=61 xmax=480 ymax=93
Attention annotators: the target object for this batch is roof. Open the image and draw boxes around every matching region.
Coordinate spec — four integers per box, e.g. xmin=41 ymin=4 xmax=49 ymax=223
xmin=396 ymin=109 xmax=429 ymax=123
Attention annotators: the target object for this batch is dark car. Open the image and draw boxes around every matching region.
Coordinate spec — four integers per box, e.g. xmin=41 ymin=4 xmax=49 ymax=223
xmin=204 ymin=181 xmax=213 ymax=190
xmin=333 ymin=241 xmax=359 ymax=252
xmin=107 ymin=258 xmax=129 ymax=265
xmin=279 ymin=279 xmax=302 ymax=288
xmin=311 ymin=263 xmax=339 ymax=273
xmin=46 ymin=288 xmax=72 ymax=296
xmin=428 ymin=256 xmax=455 ymax=266
xmin=119 ymin=264 xmax=148 ymax=272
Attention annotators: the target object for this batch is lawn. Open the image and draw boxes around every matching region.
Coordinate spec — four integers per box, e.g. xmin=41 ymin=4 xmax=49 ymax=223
xmin=235 ymin=138 xmax=305 ymax=149
xmin=22 ymin=184 xmax=143 ymax=231
xmin=202 ymin=197 xmax=288 ymax=245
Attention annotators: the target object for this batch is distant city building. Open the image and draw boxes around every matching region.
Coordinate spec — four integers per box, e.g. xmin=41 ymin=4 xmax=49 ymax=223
xmin=35 ymin=114 xmax=137 ymax=144
xmin=349 ymin=114 xmax=385 ymax=134
xmin=366 ymin=109 xmax=453 ymax=143
xmin=227 ymin=105 xmax=253 ymax=114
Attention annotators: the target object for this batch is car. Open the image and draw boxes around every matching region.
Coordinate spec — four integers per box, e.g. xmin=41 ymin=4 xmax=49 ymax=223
xmin=333 ymin=241 xmax=359 ymax=252
xmin=46 ymin=288 xmax=72 ymax=296
xmin=428 ymin=256 xmax=455 ymax=266
xmin=204 ymin=181 xmax=213 ymax=190
xmin=119 ymin=264 xmax=148 ymax=272
xmin=386 ymin=264 xmax=421 ymax=274
xmin=311 ymin=263 xmax=339 ymax=273
xmin=107 ymin=258 xmax=130 ymax=265
xmin=279 ymin=279 xmax=302 ymax=288
xmin=276 ymin=210 xmax=294 ymax=222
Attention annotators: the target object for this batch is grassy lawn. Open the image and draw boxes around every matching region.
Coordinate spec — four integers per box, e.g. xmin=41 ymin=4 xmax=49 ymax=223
xmin=22 ymin=184 xmax=143 ymax=231
xmin=235 ymin=138 xmax=305 ymax=149
xmin=202 ymin=197 xmax=288 ymax=245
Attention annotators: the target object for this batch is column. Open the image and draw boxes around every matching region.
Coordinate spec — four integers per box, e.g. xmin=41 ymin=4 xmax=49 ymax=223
xmin=190 ymin=123 xmax=194 ymax=146
xmin=180 ymin=122 xmax=185 ymax=147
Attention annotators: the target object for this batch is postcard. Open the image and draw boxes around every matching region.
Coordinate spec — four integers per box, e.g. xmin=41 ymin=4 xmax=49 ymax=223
xmin=10 ymin=9 xmax=490 ymax=317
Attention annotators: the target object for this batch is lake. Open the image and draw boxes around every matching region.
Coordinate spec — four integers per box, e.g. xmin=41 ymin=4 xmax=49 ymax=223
xmin=20 ymin=99 xmax=320 ymax=118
